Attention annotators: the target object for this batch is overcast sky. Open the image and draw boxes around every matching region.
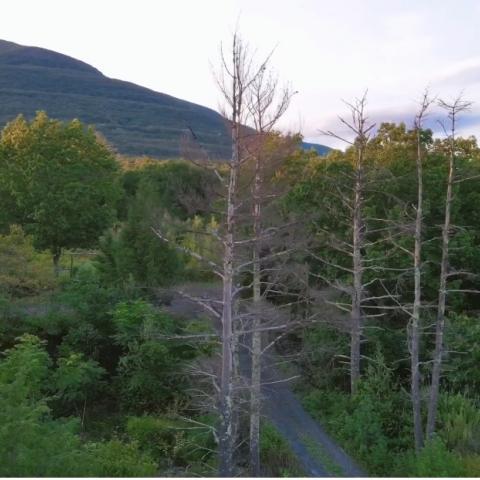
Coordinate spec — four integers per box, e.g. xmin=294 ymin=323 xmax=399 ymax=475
xmin=1 ymin=0 xmax=479 ymax=147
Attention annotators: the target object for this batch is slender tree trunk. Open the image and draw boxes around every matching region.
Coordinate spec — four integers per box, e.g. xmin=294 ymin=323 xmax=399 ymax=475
xmin=411 ymin=120 xmax=425 ymax=451
xmin=321 ymin=96 xmax=372 ymax=395
xmin=53 ymin=248 xmax=62 ymax=277
xmin=215 ymin=32 xmax=292 ymax=474
xmin=219 ymin=146 xmax=238 ymax=477
xmin=425 ymin=96 xmax=471 ymax=438
xmin=426 ymin=134 xmax=455 ymax=439
xmin=351 ymin=149 xmax=363 ymax=395
xmin=249 ymin=155 xmax=262 ymax=477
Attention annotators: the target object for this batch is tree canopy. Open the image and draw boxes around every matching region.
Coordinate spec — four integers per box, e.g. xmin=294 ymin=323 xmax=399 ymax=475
xmin=0 ymin=111 xmax=120 ymax=269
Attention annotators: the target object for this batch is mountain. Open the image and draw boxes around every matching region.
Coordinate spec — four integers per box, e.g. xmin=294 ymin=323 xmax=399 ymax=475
xmin=0 ymin=39 xmax=330 ymax=159
xmin=301 ymin=141 xmax=331 ymax=156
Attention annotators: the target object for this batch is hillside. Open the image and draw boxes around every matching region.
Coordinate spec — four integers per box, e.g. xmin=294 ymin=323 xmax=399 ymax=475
xmin=0 ymin=39 xmax=330 ymax=159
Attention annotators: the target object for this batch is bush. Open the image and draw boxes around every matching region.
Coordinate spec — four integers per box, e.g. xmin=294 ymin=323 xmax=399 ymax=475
xmin=462 ymin=454 xmax=480 ymax=477
xmin=260 ymin=422 xmax=305 ymax=477
xmin=126 ymin=415 xmax=216 ymax=471
xmin=438 ymin=393 xmax=480 ymax=454
xmin=112 ymin=301 xmax=198 ymax=412
xmin=444 ymin=314 xmax=480 ymax=393
xmin=86 ymin=439 xmax=157 ymax=477
xmin=302 ymin=351 xmax=412 ymax=476
xmin=0 ymin=225 xmax=55 ymax=296
xmin=399 ymin=438 xmax=465 ymax=477
xmin=53 ymin=352 xmax=106 ymax=415
xmin=0 ymin=335 xmax=83 ymax=476
xmin=300 ymin=322 xmax=350 ymax=390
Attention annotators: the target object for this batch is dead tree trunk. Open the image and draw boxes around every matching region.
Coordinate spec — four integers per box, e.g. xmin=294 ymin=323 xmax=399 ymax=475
xmin=350 ymin=146 xmax=364 ymax=394
xmin=323 ymin=93 xmax=373 ymax=395
xmin=217 ymin=35 xmax=242 ymax=477
xmin=426 ymin=96 xmax=472 ymax=439
xmin=410 ymin=92 xmax=432 ymax=452
xmin=215 ymin=31 xmax=280 ymax=476
xmin=249 ymin=152 xmax=262 ymax=476
xmin=246 ymin=70 xmax=292 ymax=477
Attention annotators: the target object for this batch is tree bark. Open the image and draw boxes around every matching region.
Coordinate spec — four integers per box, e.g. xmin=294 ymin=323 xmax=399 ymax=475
xmin=218 ymin=36 xmax=241 ymax=475
xmin=425 ymin=96 xmax=471 ymax=438
xmin=350 ymin=144 xmax=364 ymax=395
xmin=249 ymin=153 xmax=262 ymax=477
xmin=411 ymin=114 xmax=425 ymax=451
xmin=218 ymin=131 xmax=238 ymax=477
xmin=426 ymin=128 xmax=455 ymax=439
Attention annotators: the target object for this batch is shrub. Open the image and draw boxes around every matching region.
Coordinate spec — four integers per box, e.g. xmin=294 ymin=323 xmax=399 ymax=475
xmin=399 ymin=438 xmax=465 ymax=477
xmin=112 ymin=301 xmax=197 ymax=412
xmin=85 ymin=439 xmax=157 ymax=477
xmin=260 ymin=422 xmax=305 ymax=477
xmin=0 ymin=225 xmax=55 ymax=297
xmin=438 ymin=393 xmax=480 ymax=454
xmin=302 ymin=351 xmax=412 ymax=476
xmin=444 ymin=314 xmax=480 ymax=393
xmin=462 ymin=454 xmax=480 ymax=477
xmin=53 ymin=352 xmax=106 ymax=414
xmin=126 ymin=415 xmax=216 ymax=471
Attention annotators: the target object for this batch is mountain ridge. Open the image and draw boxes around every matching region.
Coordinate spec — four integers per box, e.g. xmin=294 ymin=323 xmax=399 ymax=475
xmin=0 ymin=39 xmax=330 ymax=159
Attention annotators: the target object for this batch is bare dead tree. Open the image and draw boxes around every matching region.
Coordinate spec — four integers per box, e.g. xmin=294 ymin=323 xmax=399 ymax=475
xmin=410 ymin=90 xmax=434 ymax=452
xmin=321 ymin=92 xmax=375 ymax=394
xmin=216 ymin=32 xmax=247 ymax=476
xmin=212 ymin=30 xmax=293 ymax=475
xmin=244 ymin=67 xmax=294 ymax=477
xmin=426 ymin=95 xmax=473 ymax=439
xmin=154 ymin=31 xmax=297 ymax=475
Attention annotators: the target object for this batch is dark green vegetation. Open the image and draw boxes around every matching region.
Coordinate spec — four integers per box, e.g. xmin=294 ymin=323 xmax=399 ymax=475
xmin=0 ymin=112 xmax=305 ymax=475
xmin=0 ymin=116 xmax=225 ymax=476
xmin=284 ymin=123 xmax=480 ymax=476
xmin=260 ymin=423 xmax=306 ymax=477
xmin=0 ymin=112 xmax=120 ymax=273
xmin=0 ymin=39 xmax=328 ymax=160
xmin=1 ymin=108 xmax=480 ymax=477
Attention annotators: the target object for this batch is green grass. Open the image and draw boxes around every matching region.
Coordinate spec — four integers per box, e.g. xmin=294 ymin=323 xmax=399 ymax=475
xmin=301 ymin=433 xmax=344 ymax=476
xmin=260 ymin=422 xmax=306 ymax=477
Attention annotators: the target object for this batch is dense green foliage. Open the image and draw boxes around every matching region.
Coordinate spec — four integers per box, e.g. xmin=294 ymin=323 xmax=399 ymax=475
xmin=0 ymin=334 xmax=157 ymax=477
xmin=0 ymin=225 xmax=55 ymax=296
xmin=285 ymin=123 xmax=480 ymax=476
xmin=0 ymin=143 xmax=221 ymax=475
xmin=98 ymin=160 xmax=220 ymax=288
xmin=0 ymin=112 xmax=120 ymax=270
xmin=1 ymin=104 xmax=479 ymax=476
xmin=0 ymin=261 xmax=217 ymax=476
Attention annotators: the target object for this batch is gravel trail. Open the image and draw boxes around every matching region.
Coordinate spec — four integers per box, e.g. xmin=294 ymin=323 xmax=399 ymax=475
xmin=163 ymin=285 xmax=366 ymax=477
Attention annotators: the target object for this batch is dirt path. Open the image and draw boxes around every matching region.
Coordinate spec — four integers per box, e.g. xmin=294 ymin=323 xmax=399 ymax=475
xmin=162 ymin=284 xmax=365 ymax=477
xmin=260 ymin=355 xmax=364 ymax=477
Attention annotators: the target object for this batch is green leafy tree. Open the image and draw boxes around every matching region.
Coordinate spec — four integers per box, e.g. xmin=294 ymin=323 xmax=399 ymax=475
xmin=97 ymin=180 xmax=183 ymax=289
xmin=0 ymin=334 xmax=83 ymax=476
xmin=0 ymin=111 xmax=120 ymax=274
xmin=0 ymin=224 xmax=55 ymax=296
xmin=112 ymin=301 xmax=198 ymax=411
xmin=0 ymin=334 xmax=157 ymax=477
xmin=53 ymin=352 xmax=106 ymax=419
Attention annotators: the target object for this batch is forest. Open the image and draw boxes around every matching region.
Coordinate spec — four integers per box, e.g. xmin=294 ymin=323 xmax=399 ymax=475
xmin=0 ymin=32 xmax=480 ymax=478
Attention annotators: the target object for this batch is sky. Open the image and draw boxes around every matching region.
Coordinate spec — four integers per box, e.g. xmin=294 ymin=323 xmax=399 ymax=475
xmin=1 ymin=0 xmax=479 ymax=148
